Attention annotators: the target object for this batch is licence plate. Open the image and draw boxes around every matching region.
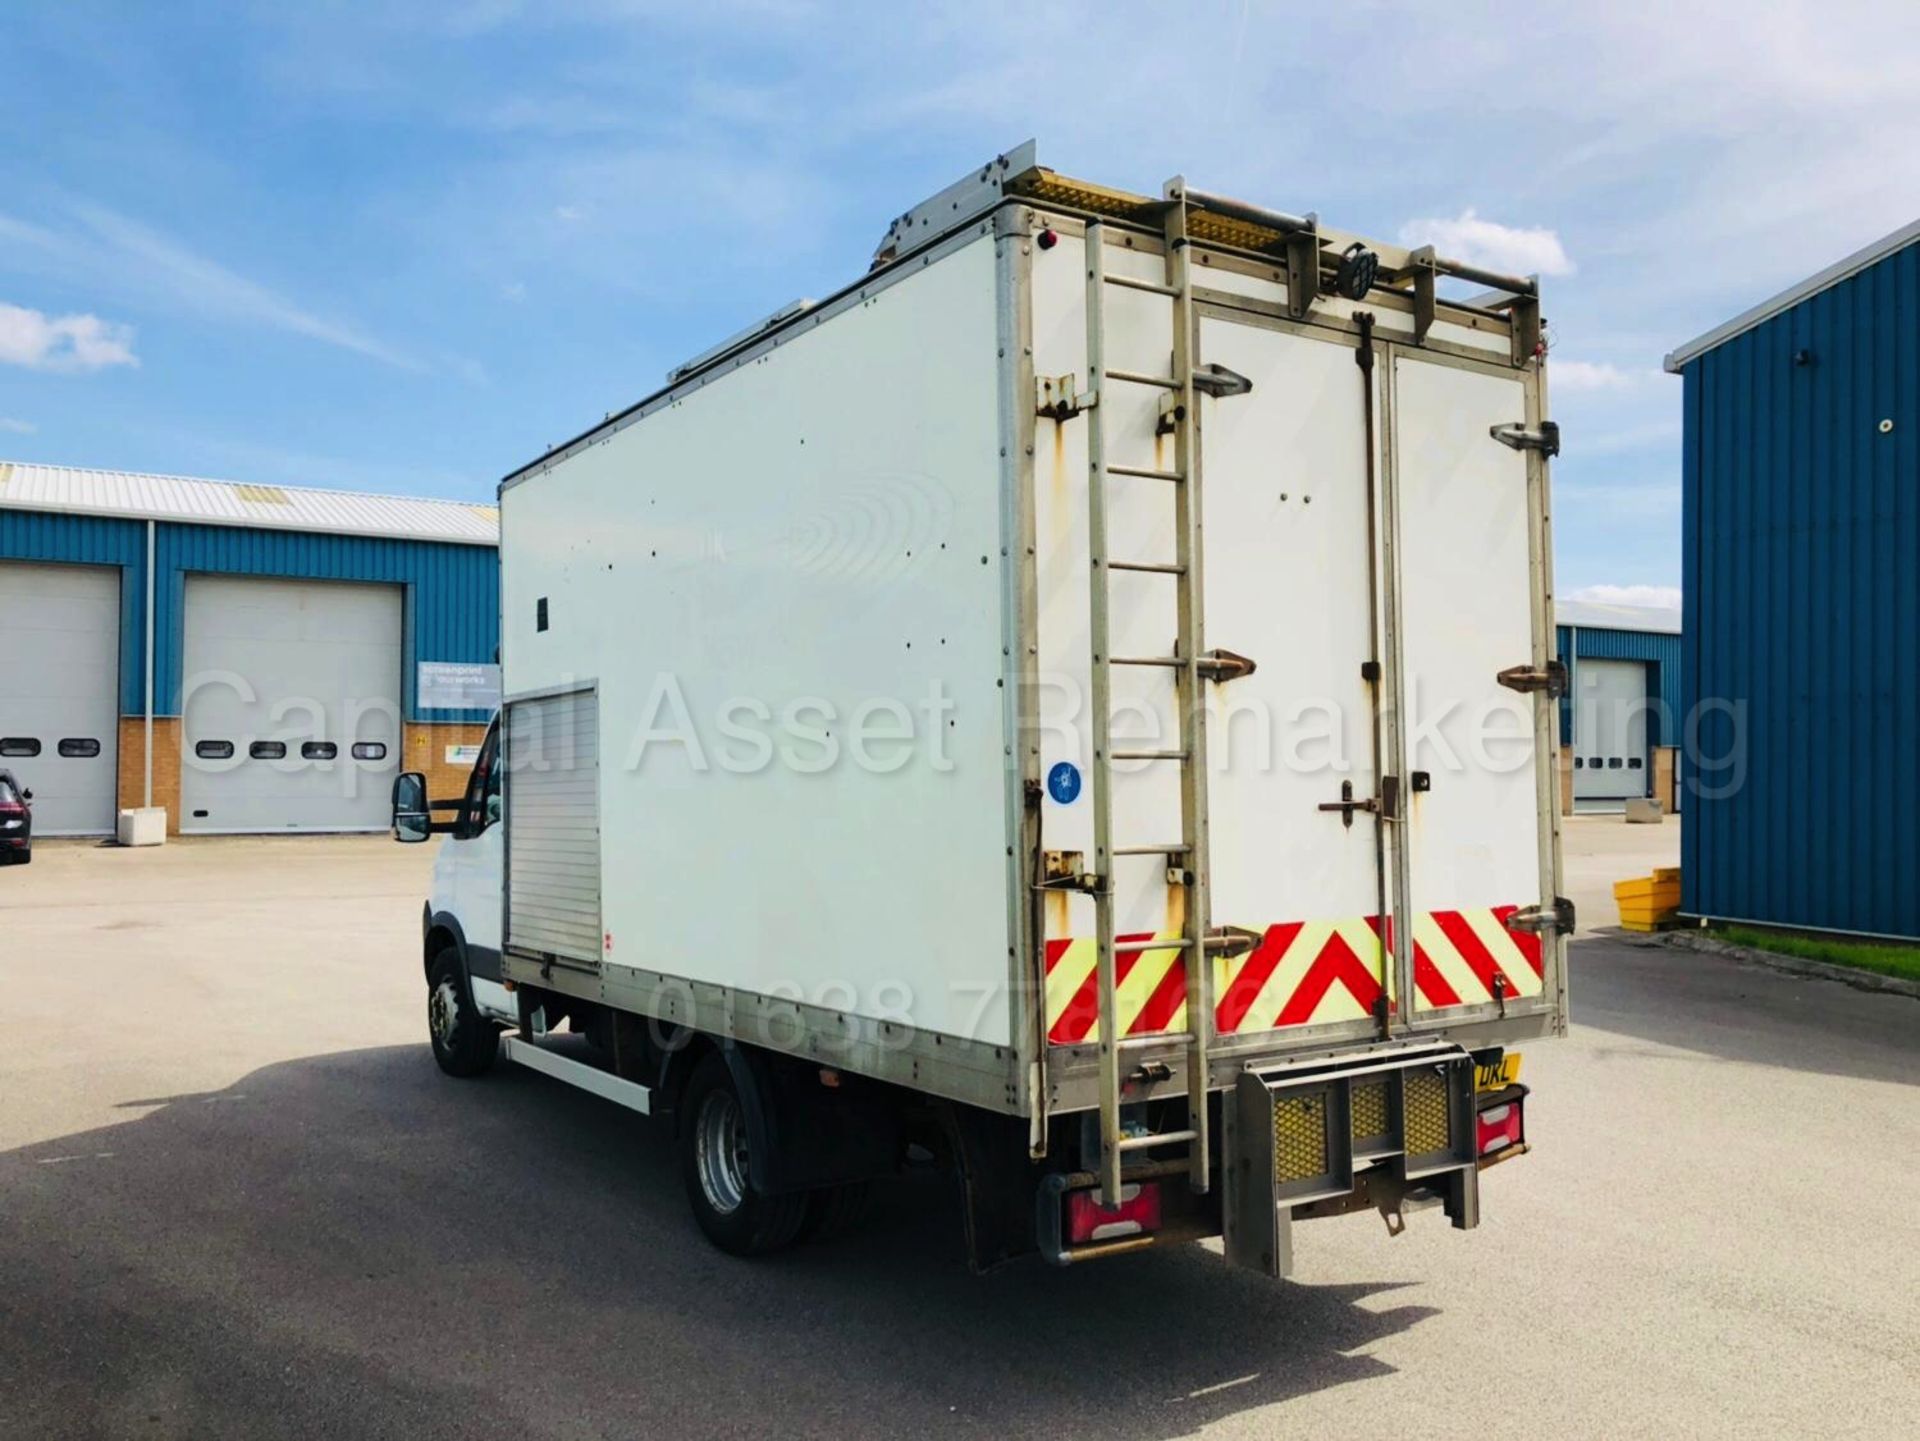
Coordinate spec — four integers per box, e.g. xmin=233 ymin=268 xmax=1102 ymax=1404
xmin=1476 ymin=1052 xmax=1522 ymax=1091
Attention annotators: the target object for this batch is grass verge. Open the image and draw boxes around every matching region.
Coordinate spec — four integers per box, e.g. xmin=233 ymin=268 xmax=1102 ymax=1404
xmin=1713 ymin=924 xmax=1920 ymax=985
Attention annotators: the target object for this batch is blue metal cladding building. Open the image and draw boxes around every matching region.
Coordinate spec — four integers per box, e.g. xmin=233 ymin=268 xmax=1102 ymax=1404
xmin=1666 ymin=219 xmax=1920 ymax=939
xmin=0 ymin=462 xmax=499 ymax=835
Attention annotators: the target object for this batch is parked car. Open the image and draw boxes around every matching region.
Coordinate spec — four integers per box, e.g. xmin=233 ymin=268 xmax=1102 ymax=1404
xmin=0 ymin=770 xmax=31 ymax=864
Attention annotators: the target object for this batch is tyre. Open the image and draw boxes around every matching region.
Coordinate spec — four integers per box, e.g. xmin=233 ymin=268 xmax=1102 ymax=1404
xmin=426 ymin=946 xmax=498 ymax=1078
xmin=679 ymin=1051 xmax=806 ymax=1256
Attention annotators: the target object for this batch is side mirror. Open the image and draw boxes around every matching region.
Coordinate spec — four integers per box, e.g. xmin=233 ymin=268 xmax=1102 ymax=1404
xmin=20 ymin=789 xmax=30 ymax=802
xmin=391 ymin=772 xmax=431 ymax=843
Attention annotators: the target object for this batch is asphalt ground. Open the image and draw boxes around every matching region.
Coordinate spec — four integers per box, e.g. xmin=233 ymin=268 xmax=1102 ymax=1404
xmin=2 ymin=825 xmax=1914 ymax=1439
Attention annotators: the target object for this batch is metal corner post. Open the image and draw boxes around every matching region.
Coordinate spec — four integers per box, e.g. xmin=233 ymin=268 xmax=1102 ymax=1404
xmin=144 ymin=518 xmax=155 ymax=809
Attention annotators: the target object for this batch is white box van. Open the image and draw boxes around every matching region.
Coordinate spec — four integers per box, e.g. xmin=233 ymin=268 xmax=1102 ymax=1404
xmin=394 ymin=143 xmax=1569 ymax=1274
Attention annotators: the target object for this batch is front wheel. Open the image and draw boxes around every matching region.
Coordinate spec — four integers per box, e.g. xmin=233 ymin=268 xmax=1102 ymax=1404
xmin=426 ymin=947 xmax=498 ymax=1077
xmin=679 ymin=1051 xmax=806 ymax=1255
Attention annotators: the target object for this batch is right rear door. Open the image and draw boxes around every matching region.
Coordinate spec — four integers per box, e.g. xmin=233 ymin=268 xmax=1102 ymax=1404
xmin=1195 ymin=312 xmax=1561 ymax=1042
xmin=1389 ymin=349 xmax=1556 ymax=1027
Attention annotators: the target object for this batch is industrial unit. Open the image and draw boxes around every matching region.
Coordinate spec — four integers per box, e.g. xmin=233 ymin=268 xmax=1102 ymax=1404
xmin=0 ymin=462 xmax=499 ymax=836
xmin=1667 ymin=217 xmax=1919 ymax=940
xmin=1555 ymin=599 xmax=1682 ymax=814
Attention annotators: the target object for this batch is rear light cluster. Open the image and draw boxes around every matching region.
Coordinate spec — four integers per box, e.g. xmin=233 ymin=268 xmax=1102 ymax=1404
xmin=1066 ymin=1181 xmax=1163 ymax=1244
xmin=1476 ymin=1096 xmax=1525 ymax=1157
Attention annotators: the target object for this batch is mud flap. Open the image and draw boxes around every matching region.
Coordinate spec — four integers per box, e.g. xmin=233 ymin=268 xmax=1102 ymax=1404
xmin=945 ymin=1104 xmax=1041 ymax=1273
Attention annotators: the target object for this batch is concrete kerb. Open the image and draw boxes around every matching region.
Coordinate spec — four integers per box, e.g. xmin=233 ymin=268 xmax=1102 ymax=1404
xmin=1659 ymin=928 xmax=1920 ymax=1002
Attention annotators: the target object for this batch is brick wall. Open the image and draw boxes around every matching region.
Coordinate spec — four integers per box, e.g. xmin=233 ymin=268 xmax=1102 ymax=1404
xmin=404 ymin=722 xmax=491 ymax=803
xmin=1653 ymin=746 xmax=1677 ymax=813
xmin=116 ymin=716 xmax=182 ymax=834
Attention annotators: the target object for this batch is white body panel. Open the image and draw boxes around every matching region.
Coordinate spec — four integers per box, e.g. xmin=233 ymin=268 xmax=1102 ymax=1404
xmin=496 ymin=199 xmax=1563 ymax=1110
xmin=0 ymin=561 xmax=120 ymax=835
xmin=501 ymin=233 xmax=1016 ymax=1047
xmin=180 ymin=575 xmax=402 ymax=833
xmin=1572 ymin=658 xmax=1650 ymax=803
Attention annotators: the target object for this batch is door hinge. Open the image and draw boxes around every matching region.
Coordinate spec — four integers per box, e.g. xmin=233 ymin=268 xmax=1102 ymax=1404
xmin=1507 ymin=897 xmax=1576 ymax=937
xmin=1196 ymin=647 xmax=1258 ymax=684
xmin=1192 ymin=362 xmax=1253 ymax=399
xmin=1038 ymin=850 xmax=1099 ymax=892
xmin=1036 ymin=374 xmax=1096 ymax=422
xmin=1497 ymin=660 xmax=1568 ymax=698
xmin=1205 ymin=926 xmax=1263 ymax=960
xmin=1490 ymin=420 xmax=1561 ymax=458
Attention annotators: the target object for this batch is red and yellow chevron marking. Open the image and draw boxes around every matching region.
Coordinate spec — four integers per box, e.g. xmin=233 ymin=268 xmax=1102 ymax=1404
xmin=1043 ymin=931 xmax=1190 ymax=1045
xmin=1043 ymin=906 xmax=1545 ymax=1045
xmin=1408 ymin=904 xmax=1545 ymax=1012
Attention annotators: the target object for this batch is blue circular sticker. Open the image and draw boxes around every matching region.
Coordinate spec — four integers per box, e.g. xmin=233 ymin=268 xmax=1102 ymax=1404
xmin=1047 ymin=761 xmax=1083 ymax=805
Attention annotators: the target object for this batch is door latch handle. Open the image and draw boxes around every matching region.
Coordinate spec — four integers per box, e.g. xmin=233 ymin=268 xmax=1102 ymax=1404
xmin=1318 ymin=777 xmax=1402 ymax=827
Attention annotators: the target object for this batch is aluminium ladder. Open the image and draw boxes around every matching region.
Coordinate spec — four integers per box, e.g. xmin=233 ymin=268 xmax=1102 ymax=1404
xmin=1081 ymin=188 xmax=1218 ymax=1208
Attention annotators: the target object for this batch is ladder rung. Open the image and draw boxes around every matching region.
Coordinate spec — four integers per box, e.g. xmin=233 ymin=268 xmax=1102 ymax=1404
xmin=1106 ymin=464 xmax=1184 ymax=482
xmin=1111 ymin=748 xmax=1190 ymax=762
xmin=1110 ymin=654 xmax=1181 ymax=668
xmin=1106 ymin=559 xmax=1185 ymax=575
xmin=1112 ymin=937 xmax=1193 ymax=954
xmin=1116 ymin=1129 xmax=1198 ymax=1153
xmin=1104 ymin=367 xmax=1180 ymax=391
xmin=1112 ymin=843 xmax=1188 ymax=856
xmin=1102 ymin=273 xmax=1180 ymax=297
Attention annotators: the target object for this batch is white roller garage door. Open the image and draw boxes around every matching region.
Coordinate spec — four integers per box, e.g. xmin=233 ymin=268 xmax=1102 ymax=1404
xmin=181 ymin=575 xmax=402 ymax=833
xmin=1572 ymin=658 xmax=1650 ymax=807
xmin=0 ymin=561 xmax=122 ymax=836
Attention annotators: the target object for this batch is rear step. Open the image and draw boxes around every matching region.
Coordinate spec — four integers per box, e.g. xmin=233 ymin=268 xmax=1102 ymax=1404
xmin=1223 ymin=1041 xmax=1481 ymax=1278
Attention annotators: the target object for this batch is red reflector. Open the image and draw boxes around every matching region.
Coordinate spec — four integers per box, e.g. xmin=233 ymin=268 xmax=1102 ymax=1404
xmin=1067 ymin=1182 xmax=1163 ymax=1244
xmin=1477 ymin=1097 xmax=1525 ymax=1156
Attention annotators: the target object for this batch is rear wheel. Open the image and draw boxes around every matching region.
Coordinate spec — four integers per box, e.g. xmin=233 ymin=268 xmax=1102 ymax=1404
xmin=679 ymin=1051 xmax=806 ymax=1255
xmin=426 ymin=947 xmax=498 ymax=1077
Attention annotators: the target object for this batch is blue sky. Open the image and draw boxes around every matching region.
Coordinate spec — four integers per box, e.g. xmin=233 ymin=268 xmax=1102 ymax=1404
xmin=4 ymin=1 xmax=1917 ymax=603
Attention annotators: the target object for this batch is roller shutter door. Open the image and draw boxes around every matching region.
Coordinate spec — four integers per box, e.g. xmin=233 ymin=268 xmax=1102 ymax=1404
xmin=505 ymin=688 xmax=600 ymax=965
xmin=180 ymin=575 xmax=402 ymax=833
xmin=1572 ymin=658 xmax=1650 ymax=806
xmin=0 ymin=561 xmax=121 ymax=835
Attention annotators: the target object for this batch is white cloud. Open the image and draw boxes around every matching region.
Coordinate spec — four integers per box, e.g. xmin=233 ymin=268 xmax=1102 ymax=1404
xmin=2 ymin=203 xmax=427 ymax=373
xmin=0 ymin=301 xmax=138 ymax=372
xmin=1577 ymin=418 xmax=1683 ymax=457
xmin=1398 ymin=209 xmax=1575 ymax=279
xmin=1566 ymin=583 xmax=1683 ymax=610
xmin=1552 ymin=359 xmax=1661 ymax=392
xmin=0 ymin=416 xmax=37 ymax=433
xmin=67 ymin=204 xmax=422 ymax=371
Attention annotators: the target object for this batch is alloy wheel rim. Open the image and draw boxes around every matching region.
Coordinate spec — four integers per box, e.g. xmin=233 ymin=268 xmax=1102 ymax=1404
xmin=429 ymin=979 xmax=459 ymax=1045
xmin=694 ymin=1089 xmax=749 ymax=1216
